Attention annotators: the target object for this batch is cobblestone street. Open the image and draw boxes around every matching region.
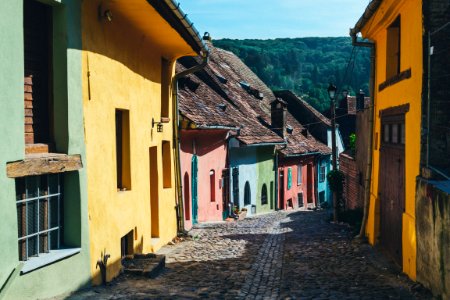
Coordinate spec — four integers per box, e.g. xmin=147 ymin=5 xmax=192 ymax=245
xmin=69 ymin=210 xmax=432 ymax=299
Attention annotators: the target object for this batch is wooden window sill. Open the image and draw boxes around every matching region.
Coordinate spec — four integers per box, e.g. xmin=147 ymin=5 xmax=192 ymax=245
xmin=379 ymin=69 xmax=411 ymax=92
xmin=6 ymin=153 xmax=82 ymax=178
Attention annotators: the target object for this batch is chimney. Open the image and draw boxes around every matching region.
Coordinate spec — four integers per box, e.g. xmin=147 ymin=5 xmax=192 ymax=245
xmin=271 ymin=98 xmax=287 ymax=138
xmin=356 ymin=89 xmax=365 ymax=112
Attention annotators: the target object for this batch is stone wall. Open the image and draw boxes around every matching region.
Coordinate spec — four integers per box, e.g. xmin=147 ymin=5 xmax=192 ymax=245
xmin=416 ymin=178 xmax=450 ymax=299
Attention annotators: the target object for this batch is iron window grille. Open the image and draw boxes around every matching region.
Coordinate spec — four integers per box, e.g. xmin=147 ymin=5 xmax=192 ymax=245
xmin=16 ymin=174 xmax=62 ymax=261
xmin=319 ymin=166 xmax=326 ymax=183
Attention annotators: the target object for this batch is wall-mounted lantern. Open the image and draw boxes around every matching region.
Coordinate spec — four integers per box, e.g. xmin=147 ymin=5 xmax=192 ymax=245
xmin=152 ymin=117 xmax=170 ymax=133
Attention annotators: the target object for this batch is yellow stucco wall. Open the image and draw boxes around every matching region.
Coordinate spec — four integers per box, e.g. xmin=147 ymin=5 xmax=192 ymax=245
xmin=81 ymin=0 xmax=197 ymax=284
xmin=361 ymin=0 xmax=422 ymax=280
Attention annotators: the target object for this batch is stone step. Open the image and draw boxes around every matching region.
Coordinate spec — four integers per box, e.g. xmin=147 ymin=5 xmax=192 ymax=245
xmin=122 ymin=253 xmax=165 ymax=278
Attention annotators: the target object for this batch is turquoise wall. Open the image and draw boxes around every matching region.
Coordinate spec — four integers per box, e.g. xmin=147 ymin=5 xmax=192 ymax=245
xmin=317 ymin=155 xmax=332 ymax=207
xmin=0 ymin=1 xmax=91 ymax=299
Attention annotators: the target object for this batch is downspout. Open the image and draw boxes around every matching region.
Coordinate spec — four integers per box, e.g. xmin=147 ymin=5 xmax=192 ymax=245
xmin=172 ymin=50 xmax=209 ymax=234
xmin=274 ymin=151 xmax=279 ymax=210
xmin=350 ymin=31 xmax=376 ymax=239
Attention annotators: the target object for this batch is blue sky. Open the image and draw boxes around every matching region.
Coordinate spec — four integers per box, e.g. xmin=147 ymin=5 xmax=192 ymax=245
xmin=179 ymin=0 xmax=370 ymax=39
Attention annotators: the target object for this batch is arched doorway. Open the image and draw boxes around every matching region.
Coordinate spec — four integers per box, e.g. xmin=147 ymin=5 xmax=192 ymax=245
xmin=261 ymin=184 xmax=268 ymax=205
xmin=184 ymin=172 xmax=190 ymax=221
xmin=244 ymin=181 xmax=251 ymax=206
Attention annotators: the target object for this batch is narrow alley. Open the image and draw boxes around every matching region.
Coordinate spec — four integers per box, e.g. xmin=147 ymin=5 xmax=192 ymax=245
xmin=69 ymin=210 xmax=432 ymax=299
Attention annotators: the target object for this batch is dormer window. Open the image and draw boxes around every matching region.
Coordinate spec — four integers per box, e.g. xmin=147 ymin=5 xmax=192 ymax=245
xmin=239 ymin=81 xmax=250 ymax=90
xmin=217 ymin=103 xmax=227 ymax=112
xmin=286 ymin=125 xmax=293 ymax=134
xmin=215 ymin=74 xmax=228 ymax=84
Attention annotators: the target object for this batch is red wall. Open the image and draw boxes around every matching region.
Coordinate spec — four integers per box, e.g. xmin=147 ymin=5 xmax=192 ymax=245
xmin=180 ymin=129 xmax=228 ymax=230
xmin=278 ymin=156 xmax=316 ymax=210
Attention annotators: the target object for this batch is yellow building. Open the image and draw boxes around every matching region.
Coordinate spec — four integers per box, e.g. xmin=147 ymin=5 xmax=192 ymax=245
xmin=351 ymin=0 xmax=423 ymax=280
xmin=81 ymin=0 xmax=207 ymax=284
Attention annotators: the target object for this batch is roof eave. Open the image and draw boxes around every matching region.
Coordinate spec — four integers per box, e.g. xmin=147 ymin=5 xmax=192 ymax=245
xmin=350 ymin=0 xmax=383 ymax=37
xmin=147 ymin=0 xmax=209 ymax=55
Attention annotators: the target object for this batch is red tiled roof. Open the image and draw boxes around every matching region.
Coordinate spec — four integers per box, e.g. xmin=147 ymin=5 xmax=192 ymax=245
xmin=177 ymin=42 xmax=330 ymax=154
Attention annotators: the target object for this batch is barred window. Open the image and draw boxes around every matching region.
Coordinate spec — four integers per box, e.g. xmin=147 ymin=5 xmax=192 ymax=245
xmin=16 ymin=174 xmax=62 ymax=261
xmin=319 ymin=165 xmax=326 ymax=183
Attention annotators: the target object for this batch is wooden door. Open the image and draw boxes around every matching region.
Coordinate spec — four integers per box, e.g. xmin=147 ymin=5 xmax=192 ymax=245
xmin=378 ymin=113 xmax=405 ymax=266
xmin=307 ymin=164 xmax=313 ymax=203
xmin=222 ymin=168 xmax=230 ymax=220
xmin=279 ymin=169 xmax=285 ymax=209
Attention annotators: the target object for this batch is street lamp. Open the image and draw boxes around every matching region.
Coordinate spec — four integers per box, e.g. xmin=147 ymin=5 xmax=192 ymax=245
xmin=327 ymin=83 xmax=338 ymax=222
xmin=327 ymin=84 xmax=338 ymax=171
xmin=327 ymin=84 xmax=337 ymax=101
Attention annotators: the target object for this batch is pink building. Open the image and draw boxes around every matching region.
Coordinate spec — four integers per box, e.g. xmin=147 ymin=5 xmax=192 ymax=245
xmin=180 ymin=130 xmax=229 ymax=230
xmin=276 ymin=105 xmax=331 ymax=210
xmin=278 ymin=156 xmax=317 ymax=210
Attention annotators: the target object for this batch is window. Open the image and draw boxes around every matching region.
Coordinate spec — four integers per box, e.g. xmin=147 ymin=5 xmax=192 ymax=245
xmin=244 ymin=181 xmax=251 ymax=206
xmin=319 ymin=165 xmax=326 ymax=183
xmin=121 ymin=230 xmax=134 ymax=258
xmin=386 ymin=16 xmax=401 ymax=79
xmin=24 ymin=0 xmax=52 ymax=145
xmin=210 ymin=170 xmax=215 ymax=202
xmin=162 ymin=141 xmax=172 ymax=188
xmin=16 ymin=174 xmax=62 ymax=261
xmin=287 ymin=167 xmax=292 ymax=190
xmin=381 ymin=120 xmax=405 ymax=145
xmin=116 ymin=109 xmax=131 ymax=191
xmin=261 ymin=184 xmax=268 ymax=205
xmin=161 ymin=58 xmax=170 ymax=118
xmin=297 ymin=165 xmax=302 ymax=185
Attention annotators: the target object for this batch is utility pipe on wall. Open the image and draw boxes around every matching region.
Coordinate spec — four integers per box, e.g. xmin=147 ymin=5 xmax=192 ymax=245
xmin=172 ymin=50 xmax=209 ymax=234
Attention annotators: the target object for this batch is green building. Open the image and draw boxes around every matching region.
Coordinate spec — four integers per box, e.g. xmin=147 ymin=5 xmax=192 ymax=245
xmin=0 ymin=0 xmax=91 ymax=298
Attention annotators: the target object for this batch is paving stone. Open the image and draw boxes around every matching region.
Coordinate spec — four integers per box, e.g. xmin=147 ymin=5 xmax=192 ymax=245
xmin=67 ymin=210 xmax=433 ymax=300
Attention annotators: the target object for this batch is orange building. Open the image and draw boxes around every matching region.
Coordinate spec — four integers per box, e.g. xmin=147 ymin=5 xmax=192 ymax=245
xmin=350 ymin=0 xmax=423 ymax=280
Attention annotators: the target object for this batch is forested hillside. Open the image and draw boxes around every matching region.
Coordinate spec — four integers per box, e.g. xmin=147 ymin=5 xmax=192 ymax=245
xmin=214 ymin=37 xmax=370 ymax=113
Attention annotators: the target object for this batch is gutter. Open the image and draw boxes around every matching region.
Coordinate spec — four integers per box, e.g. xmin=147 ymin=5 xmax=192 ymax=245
xmin=349 ymin=0 xmax=383 ymax=38
xmin=161 ymin=0 xmax=209 ymax=55
xmin=196 ymin=125 xmax=240 ymax=130
xmin=281 ymin=151 xmax=322 ymax=158
xmin=172 ymin=50 xmax=209 ymax=235
xmin=350 ymin=21 xmax=376 ymax=239
xmin=242 ymin=141 xmax=286 ymax=147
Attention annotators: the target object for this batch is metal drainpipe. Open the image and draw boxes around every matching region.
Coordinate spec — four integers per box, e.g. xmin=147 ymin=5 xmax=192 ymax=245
xmin=350 ymin=32 xmax=376 ymax=239
xmin=274 ymin=151 xmax=279 ymax=211
xmin=172 ymin=52 xmax=209 ymax=234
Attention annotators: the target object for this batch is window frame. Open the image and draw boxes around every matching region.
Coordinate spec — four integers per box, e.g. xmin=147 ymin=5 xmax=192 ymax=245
xmin=297 ymin=165 xmax=302 ymax=185
xmin=319 ymin=165 xmax=326 ymax=183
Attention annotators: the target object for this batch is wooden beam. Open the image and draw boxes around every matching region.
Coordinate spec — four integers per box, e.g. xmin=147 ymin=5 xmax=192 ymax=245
xmin=6 ymin=153 xmax=83 ymax=178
